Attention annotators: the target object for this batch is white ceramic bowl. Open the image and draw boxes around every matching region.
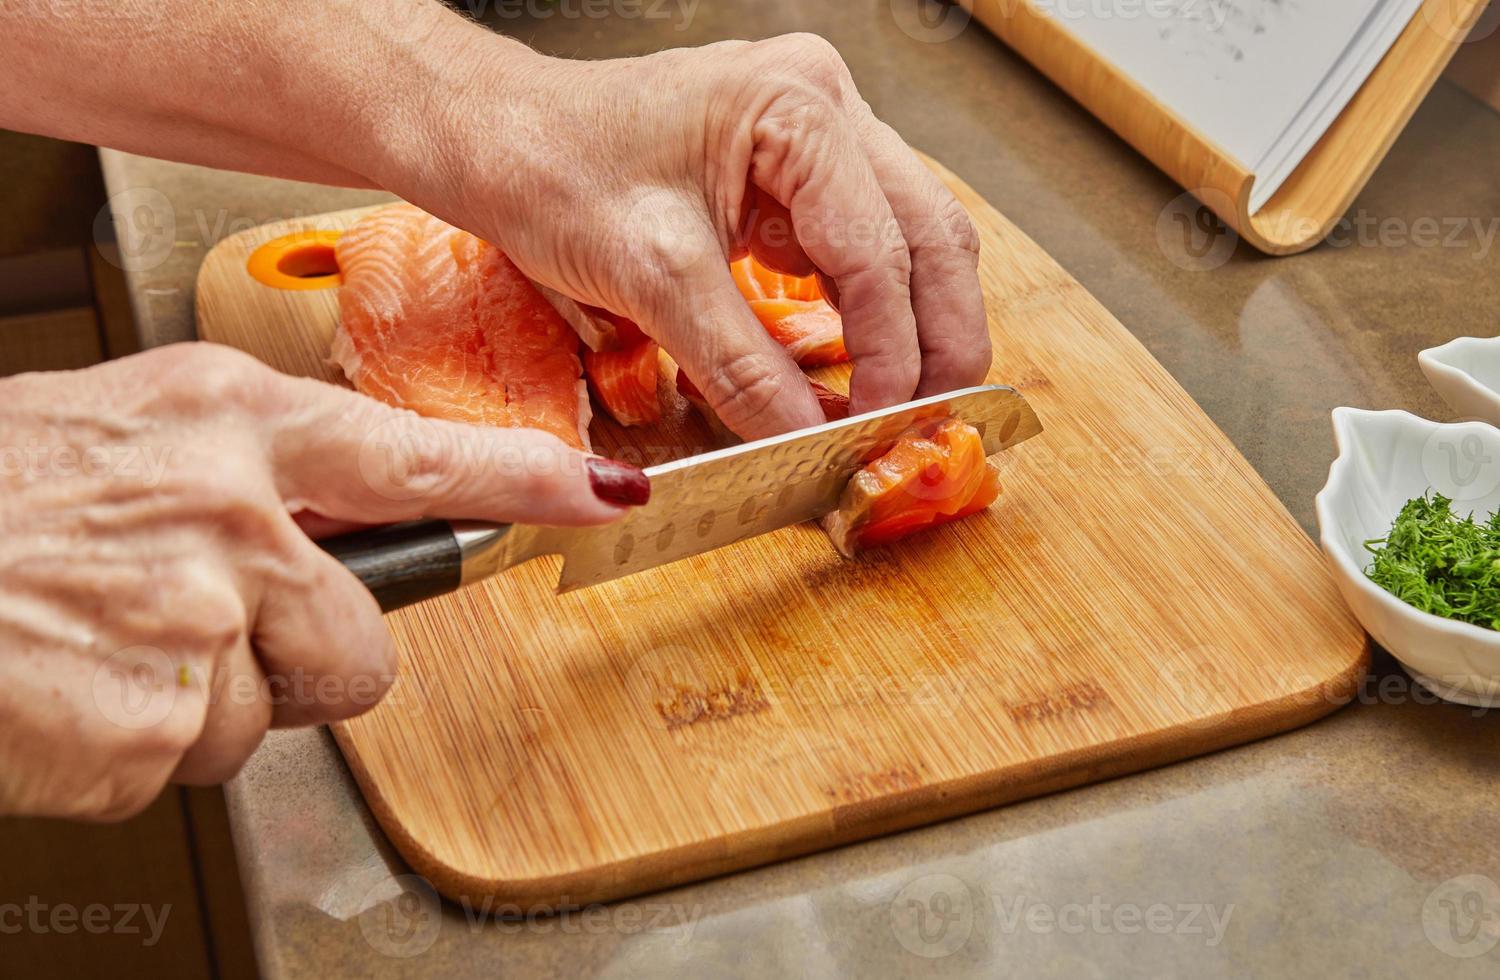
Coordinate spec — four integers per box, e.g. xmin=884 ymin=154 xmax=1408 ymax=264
xmin=1419 ymin=336 xmax=1500 ymax=425
xmin=1314 ymin=407 xmax=1500 ymax=706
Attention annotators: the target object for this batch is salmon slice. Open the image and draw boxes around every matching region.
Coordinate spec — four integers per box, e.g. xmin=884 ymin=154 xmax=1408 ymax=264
xmin=534 ymin=287 xmax=663 ymax=427
xmin=731 ymin=256 xmax=848 ymax=367
xmin=731 ymin=255 xmax=823 ymax=302
xmin=674 ymin=367 xmax=845 ymax=446
xmin=558 ymin=255 xmax=837 ymax=423
xmin=584 ymin=340 xmax=663 ymax=426
xmin=678 ymin=369 xmax=999 ymax=555
xmin=569 ymin=309 xmax=662 ymax=427
xmin=822 ymin=418 xmax=1001 ymax=558
xmin=332 ymin=204 xmax=591 ymax=450
xmin=675 ymin=368 xmax=848 ymax=422
xmin=748 ymin=299 xmax=848 ymax=367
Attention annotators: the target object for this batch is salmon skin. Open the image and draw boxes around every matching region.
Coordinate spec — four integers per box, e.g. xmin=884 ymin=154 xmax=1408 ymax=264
xmin=332 ymin=203 xmax=591 ymax=450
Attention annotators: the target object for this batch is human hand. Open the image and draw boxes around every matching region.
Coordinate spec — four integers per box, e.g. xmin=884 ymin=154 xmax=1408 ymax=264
xmin=0 ymin=344 xmax=645 ymax=819
xmin=405 ymin=32 xmax=992 ymax=439
xmin=1 ymin=1 xmax=988 ymax=441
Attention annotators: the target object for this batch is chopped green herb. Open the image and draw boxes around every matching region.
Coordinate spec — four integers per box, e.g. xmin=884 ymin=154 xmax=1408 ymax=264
xmin=1364 ymin=492 xmax=1500 ymax=630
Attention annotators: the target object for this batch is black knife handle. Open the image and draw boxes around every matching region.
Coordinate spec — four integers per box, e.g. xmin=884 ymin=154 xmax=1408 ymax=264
xmin=318 ymin=520 xmax=463 ymax=613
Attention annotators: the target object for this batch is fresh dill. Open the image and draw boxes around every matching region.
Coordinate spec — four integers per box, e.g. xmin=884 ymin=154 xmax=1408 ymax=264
xmin=1364 ymin=492 xmax=1500 ymax=630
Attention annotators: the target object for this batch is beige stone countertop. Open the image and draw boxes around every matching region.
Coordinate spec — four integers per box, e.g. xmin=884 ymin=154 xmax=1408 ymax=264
xmin=98 ymin=2 xmax=1500 ymax=976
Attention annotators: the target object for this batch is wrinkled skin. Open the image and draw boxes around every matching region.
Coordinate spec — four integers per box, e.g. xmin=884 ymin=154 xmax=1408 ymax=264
xmin=0 ymin=1 xmax=992 ymax=818
xmin=431 ymin=34 xmax=993 ymax=436
xmin=0 ymin=345 xmax=629 ymax=819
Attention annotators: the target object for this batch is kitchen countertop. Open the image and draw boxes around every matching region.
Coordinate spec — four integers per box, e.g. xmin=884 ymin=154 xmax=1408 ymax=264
xmin=99 ymin=3 xmax=1500 ymax=976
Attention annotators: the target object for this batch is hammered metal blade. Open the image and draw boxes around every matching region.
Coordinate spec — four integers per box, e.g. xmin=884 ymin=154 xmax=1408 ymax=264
xmin=505 ymin=384 xmax=1042 ymax=592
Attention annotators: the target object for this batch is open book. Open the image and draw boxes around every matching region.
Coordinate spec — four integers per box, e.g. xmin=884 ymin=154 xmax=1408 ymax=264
xmin=1048 ymin=0 xmax=1426 ymax=213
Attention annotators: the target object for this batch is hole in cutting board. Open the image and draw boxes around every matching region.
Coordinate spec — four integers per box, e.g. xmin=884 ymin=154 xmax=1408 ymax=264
xmin=277 ymin=243 xmax=339 ymax=279
xmin=246 ymin=230 xmax=344 ymax=290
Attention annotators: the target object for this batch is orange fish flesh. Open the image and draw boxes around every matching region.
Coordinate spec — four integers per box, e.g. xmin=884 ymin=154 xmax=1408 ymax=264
xmin=584 ymin=339 xmax=663 ymax=427
xmin=332 ymin=206 xmax=997 ymax=558
xmin=822 ymin=418 xmax=1001 ymax=557
xmin=332 ymin=203 xmax=591 ymax=449
xmin=730 ymin=256 xmax=848 ymax=367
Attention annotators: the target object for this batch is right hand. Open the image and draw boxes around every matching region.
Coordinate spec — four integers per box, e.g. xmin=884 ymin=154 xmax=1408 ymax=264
xmin=398 ymin=30 xmax=993 ymax=439
xmin=0 ymin=343 xmax=645 ymax=820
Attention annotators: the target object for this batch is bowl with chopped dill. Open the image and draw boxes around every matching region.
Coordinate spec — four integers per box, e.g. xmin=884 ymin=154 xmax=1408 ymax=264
xmin=1315 ymin=408 xmax=1500 ymax=707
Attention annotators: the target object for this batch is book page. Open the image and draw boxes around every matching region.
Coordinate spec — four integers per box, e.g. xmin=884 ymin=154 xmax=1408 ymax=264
xmin=1251 ymin=0 xmax=1423 ymax=210
xmin=1038 ymin=0 xmax=1423 ymax=210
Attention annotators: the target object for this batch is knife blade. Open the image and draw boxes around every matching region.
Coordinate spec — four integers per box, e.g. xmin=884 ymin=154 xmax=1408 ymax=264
xmin=319 ymin=384 xmax=1041 ymax=611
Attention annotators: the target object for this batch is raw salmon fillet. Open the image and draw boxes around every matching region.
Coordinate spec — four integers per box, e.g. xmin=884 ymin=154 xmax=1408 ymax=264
xmin=676 ymin=368 xmax=848 ymax=422
xmin=331 ymin=206 xmax=996 ymax=557
xmin=822 ymin=418 xmax=1001 ymax=558
xmin=332 ymin=203 xmax=591 ymax=449
xmin=577 ymin=255 xmax=845 ymax=424
xmin=731 ymin=256 xmax=848 ymax=367
xmin=584 ymin=338 xmax=662 ymax=427
xmin=678 ymin=370 xmax=998 ymax=555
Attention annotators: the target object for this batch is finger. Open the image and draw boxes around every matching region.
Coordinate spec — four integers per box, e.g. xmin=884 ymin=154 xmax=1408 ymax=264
xmin=751 ymin=84 xmax=919 ymax=415
xmin=841 ymin=103 xmax=991 ymax=395
xmin=172 ymin=519 xmax=390 ymax=778
xmin=743 ymin=187 xmax=814 ymax=278
xmin=250 ymin=515 xmax=397 ymax=729
xmin=631 ymin=236 xmax=824 ymax=439
xmin=266 ymin=379 xmax=648 ymax=526
xmin=170 ymin=627 xmax=269 ymax=786
xmin=144 ymin=563 xmax=265 ymax=788
xmin=291 ymin=510 xmax=369 ymax=540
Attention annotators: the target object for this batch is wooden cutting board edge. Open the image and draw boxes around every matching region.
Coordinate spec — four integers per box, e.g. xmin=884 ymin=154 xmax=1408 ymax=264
xmin=195 ymin=152 xmax=1369 ymax=907
xmin=336 ymin=673 xmax=1355 ymax=906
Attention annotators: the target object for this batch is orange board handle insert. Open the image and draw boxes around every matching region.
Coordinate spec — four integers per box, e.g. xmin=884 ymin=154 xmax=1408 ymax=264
xmin=247 ymin=230 xmax=344 ymax=290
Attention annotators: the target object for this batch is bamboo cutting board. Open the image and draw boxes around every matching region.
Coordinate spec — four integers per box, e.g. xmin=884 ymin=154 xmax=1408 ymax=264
xmin=196 ymin=156 xmax=1367 ymax=906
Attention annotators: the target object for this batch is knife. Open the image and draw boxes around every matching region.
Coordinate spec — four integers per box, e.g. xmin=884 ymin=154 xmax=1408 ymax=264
xmin=318 ymin=384 xmax=1042 ymax=611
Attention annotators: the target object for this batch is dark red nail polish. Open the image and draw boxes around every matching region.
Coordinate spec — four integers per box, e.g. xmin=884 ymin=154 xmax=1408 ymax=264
xmin=587 ymin=457 xmax=651 ymax=507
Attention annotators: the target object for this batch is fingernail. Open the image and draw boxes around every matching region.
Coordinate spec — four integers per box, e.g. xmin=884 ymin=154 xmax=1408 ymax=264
xmin=586 ymin=457 xmax=651 ymax=507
